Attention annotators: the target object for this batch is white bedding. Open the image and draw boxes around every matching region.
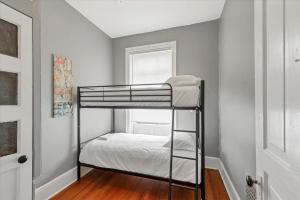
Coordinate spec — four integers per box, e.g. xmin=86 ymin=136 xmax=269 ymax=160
xmin=80 ymin=85 xmax=200 ymax=107
xmin=79 ymin=133 xmax=201 ymax=183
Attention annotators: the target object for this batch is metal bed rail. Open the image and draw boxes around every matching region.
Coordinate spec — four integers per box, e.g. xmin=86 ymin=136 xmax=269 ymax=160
xmin=78 ymin=83 xmax=173 ymax=108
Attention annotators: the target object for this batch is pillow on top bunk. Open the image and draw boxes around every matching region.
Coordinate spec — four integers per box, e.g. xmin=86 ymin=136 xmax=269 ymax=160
xmin=166 ymin=75 xmax=201 ymax=87
xmin=163 ymin=132 xmax=196 ymax=152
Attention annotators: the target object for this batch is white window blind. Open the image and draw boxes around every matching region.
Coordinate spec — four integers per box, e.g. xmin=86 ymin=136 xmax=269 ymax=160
xmin=126 ymin=42 xmax=176 ymax=135
xmin=130 ymin=50 xmax=173 ymax=84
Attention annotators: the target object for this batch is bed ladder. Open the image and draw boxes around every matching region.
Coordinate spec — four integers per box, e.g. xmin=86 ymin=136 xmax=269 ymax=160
xmin=168 ymin=108 xmax=204 ymax=200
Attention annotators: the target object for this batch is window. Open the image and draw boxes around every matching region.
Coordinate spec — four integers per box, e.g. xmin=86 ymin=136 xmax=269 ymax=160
xmin=125 ymin=41 xmax=176 ymax=135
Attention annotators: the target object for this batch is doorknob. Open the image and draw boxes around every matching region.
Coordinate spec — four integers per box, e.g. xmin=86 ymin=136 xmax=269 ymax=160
xmin=246 ymin=175 xmax=258 ymax=187
xmin=18 ymin=155 xmax=28 ymax=164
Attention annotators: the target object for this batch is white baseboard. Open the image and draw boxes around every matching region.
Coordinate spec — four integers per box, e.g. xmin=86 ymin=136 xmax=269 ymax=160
xmin=205 ymin=156 xmax=240 ymax=200
xmin=35 ymin=157 xmax=240 ymax=200
xmin=218 ymin=159 xmax=241 ymax=200
xmin=35 ymin=166 xmax=92 ymax=200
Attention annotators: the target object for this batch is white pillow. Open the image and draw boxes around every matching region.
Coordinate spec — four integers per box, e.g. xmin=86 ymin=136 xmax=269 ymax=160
xmin=166 ymin=75 xmax=201 ymax=87
xmin=163 ymin=132 xmax=195 ymax=151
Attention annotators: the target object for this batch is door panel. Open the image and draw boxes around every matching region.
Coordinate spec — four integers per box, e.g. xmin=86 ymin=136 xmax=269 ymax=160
xmin=265 ymin=0 xmax=285 ymax=153
xmin=285 ymin=0 xmax=300 ymax=178
xmin=0 ymin=121 xmax=18 ymax=157
xmin=0 ymin=2 xmax=32 ymax=200
xmin=269 ymin=187 xmax=282 ymax=200
xmin=0 ymin=18 xmax=18 ymax=58
xmin=0 ymin=169 xmax=18 ymax=200
xmin=0 ymin=71 xmax=18 ymax=105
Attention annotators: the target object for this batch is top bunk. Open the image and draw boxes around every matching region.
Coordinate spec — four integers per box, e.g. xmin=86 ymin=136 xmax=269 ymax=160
xmin=77 ymin=76 xmax=204 ymax=110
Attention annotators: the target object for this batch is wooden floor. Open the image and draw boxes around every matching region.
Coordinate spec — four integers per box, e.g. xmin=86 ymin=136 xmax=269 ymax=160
xmin=51 ymin=169 xmax=229 ymax=200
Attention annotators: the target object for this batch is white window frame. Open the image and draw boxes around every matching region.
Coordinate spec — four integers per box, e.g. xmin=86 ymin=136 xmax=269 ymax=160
xmin=125 ymin=41 xmax=177 ymax=133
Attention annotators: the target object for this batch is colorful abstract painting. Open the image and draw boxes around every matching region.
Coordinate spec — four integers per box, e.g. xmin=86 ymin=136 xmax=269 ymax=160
xmin=53 ymin=55 xmax=73 ymax=117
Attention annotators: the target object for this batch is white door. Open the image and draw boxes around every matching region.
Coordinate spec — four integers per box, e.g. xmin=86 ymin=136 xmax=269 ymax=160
xmin=0 ymin=3 xmax=32 ymax=200
xmin=255 ymin=0 xmax=300 ymax=199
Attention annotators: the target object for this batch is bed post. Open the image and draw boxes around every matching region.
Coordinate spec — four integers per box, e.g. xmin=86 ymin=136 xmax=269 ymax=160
xmin=200 ymin=80 xmax=205 ymax=200
xmin=112 ymin=108 xmax=115 ymax=133
xmin=195 ymin=108 xmax=200 ymax=200
xmin=168 ymin=107 xmax=175 ymax=200
xmin=77 ymin=87 xmax=81 ymax=181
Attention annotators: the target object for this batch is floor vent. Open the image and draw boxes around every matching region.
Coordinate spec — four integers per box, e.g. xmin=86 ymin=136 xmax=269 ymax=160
xmin=245 ymin=183 xmax=257 ymax=200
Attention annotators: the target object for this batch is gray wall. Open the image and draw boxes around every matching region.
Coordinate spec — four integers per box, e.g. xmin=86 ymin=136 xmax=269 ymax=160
xmin=32 ymin=0 xmax=42 ymax=180
xmin=0 ymin=0 xmax=32 ymax=17
xmin=112 ymin=21 xmax=219 ymax=157
xmin=34 ymin=0 xmax=113 ymax=187
xmin=219 ymin=0 xmax=255 ymax=198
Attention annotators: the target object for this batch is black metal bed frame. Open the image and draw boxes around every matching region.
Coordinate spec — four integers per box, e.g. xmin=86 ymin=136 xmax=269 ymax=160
xmin=77 ymin=80 xmax=205 ymax=200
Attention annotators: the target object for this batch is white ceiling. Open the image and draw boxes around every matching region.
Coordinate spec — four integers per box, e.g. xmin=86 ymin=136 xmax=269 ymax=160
xmin=66 ymin=0 xmax=225 ymax=38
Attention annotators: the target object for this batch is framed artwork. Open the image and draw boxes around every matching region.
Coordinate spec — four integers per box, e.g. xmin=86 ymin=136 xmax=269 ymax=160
xmin=53 ymin=55 xmax=73 ymax=117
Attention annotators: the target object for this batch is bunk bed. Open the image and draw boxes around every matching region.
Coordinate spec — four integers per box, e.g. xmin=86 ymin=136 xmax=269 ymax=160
xmin=77 ymin=78 xmax=205 ymax=200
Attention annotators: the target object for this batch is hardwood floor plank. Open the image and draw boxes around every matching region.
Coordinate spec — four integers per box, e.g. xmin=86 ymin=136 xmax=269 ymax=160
xmin=207 ymin=169 xmax=229 ymax=200
xmin=51 ymin=169 xmax=229 ymax=200
xmin=51 ymin=170 xmax=101 ymax=200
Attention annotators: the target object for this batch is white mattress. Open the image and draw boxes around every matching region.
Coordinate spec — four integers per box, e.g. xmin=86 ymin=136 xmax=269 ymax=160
xmin=79 ymin=133 xmax=201 ymax=183
xmin=80 ymin=85 xmax=200 ymax=107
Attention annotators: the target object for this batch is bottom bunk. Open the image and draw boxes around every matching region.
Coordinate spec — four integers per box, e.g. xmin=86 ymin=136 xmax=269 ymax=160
xmin=79 ymin=133 xmax=201 ymax=184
